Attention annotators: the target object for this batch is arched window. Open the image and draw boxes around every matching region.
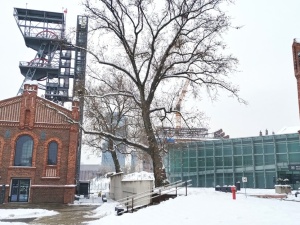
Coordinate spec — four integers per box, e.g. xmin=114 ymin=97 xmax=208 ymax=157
xmin=48 ymin=141 xmax=58 ymax=165
xmin=14 ymin=135 xmax=33 ymax=166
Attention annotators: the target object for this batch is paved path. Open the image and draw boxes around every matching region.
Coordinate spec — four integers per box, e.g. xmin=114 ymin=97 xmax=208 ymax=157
xmin=0 ymin=203 xmax=100 ymax=225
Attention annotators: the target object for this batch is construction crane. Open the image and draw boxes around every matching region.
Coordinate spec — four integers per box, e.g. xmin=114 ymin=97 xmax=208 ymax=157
xmin=175 ymin=79 xmax=190 ymax=129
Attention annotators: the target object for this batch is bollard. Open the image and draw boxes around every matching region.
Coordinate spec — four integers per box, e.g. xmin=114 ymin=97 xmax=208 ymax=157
xmin=231 ymin=186 xmax=236 ymax=200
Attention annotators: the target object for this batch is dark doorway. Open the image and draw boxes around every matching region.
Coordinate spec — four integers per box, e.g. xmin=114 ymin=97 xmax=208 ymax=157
xmin=10 ymin=179 xmax=30 ymax=202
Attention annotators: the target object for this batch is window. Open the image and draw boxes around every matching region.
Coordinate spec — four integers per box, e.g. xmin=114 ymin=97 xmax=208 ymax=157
xmin=14 ymin=135 xmax=33 ymax=166
xmin=48 ymin=142 xmax=58 ymax=165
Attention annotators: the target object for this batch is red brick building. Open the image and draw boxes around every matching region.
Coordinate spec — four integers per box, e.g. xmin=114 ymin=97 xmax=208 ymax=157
xmin=0 ymin=82 xmax=79 ymax=203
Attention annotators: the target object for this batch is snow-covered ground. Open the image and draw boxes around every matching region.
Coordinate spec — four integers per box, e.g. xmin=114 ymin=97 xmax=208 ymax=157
xmin=86 ymin=188 xmax=300 ymax=225
xmin=1 ymin=188 xmax=300 ymax=225
xmin=0 ymin=209 xmax=58 ymax=224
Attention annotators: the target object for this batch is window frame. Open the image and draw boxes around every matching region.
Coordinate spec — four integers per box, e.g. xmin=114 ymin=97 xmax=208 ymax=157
xmin=14 ymin=135 xmax=34 ymax=167
xmin=47 ymin=141 xmax=58 ymax=165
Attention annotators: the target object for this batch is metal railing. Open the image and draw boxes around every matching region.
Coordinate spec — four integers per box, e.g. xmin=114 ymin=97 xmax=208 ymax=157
xmin=116 ymin=180 xmax=192 ymax=214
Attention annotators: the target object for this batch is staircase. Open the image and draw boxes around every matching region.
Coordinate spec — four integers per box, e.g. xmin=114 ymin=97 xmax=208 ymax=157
xmin=115 ymin=180 xmax=192 ymax=215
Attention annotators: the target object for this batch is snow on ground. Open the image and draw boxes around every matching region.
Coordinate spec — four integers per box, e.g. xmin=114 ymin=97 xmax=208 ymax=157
xmin=86 ymin=188 xmax=300 ymax=225
xmin=84 ymin=199 xmax=118 ymax=219
xmin=1 ymin=188 xmax=300 ymax=225
xmin=0 ymin=222 xmax=26 ymax=225
xmin=0 ymin=208 xmax=58 ymax=224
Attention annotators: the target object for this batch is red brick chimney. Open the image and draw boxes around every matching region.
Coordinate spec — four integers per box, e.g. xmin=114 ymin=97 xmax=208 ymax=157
xmin=19 ymin=80 xmax=38 ymax=129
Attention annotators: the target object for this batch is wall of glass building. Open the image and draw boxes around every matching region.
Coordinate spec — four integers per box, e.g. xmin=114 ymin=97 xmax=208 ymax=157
xmin=166 ymin=133 xmax=300 ymax=189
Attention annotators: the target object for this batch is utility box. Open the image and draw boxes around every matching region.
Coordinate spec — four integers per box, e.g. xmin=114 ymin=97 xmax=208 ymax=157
xmin=275 ymin=185 xmax=291 ymax=194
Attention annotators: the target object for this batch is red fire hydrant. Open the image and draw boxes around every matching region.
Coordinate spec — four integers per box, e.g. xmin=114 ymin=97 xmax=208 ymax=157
xmin=231 ymin=186 xmax=236 ymax=200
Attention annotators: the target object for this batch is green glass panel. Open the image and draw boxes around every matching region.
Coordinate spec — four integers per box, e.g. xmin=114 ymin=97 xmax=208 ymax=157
xmin=243 ymin=145 xmax=252 ymax=155
xmin=223 ymin=146 xmax=233 ymax=156
xmin=174 ymin=167 xmax=181 ymax=172
xmin=224 ymin=173 xmax=233 ymax=185
xmin=182 ymin=151 xmax=189 ymax=158
xmin=244 ymin=173 xmax=254 ymax=188
xmin=276 ymin=142 xmax=287 ymax=153
xmin=254 ymin=155 xmax=263 ymax=166
xmin=289 ymin=153 xmax=300 ymax=163
xmin=206 ymin=174 xmax=215 ymax=187
xmin=254 ymin=144 xmax=263 ymax=154
xmin=189 ymin=149 xmax=197 ymax=157
xmin=174 ymin=158 xmax=181 ymax=167
xmin=198 ymin=158 xmax=205 ymax=167
xmin=173 ymin=150 xmax=181 ymax=158
xmin=277 ymin=154 xmax=287 ymax=163
xmin=288 ymin=142 xmax=299 ymax=153
xmin=234 ymin=146 xmax=242 ymax=155
xmin=198 ymin=175 xmax=205 ymax=187
xmin=205 ymin=142 xmax=214 ymax=148
xmin=265 ymin=171 xmax=276 ymax=188
xmin=264 ymin=154 xmax=275 ymax=165
xmin=215 ymin=157 xmax=223 ymax=167
xmin=205 ymin=148 xmax=213 ymax=157
xmin=182 ymin=167 xmax=189 ymax=172
xmin=189 ymin=175 xmax=197 ymax=186
xmin=215 ymin=147 xmax=222 ymax=156
xmin=182 ymin=159 xmax=188 ymax=167
xmin=255 ymin=172 xmax=265 ymax=188
xmin=234 ymin=156 xmax=242 ymax=166
xmin=243 ymin=155 xmax=253 ymax=166
xmin=189 ymin=158 xmax=197 ymax=167
xmin=189 ymin=167 xmax=197 ymax=172
xmin=206 ymin=157 xmax=214 ymax=167
xmin=264 ymin=144 xmax=274 ymax=154
xmin=224 ymin=157 xmax=232 ymax=167
xmin=216 ymin=174 xmax=223 ymax=186
xmin=198 ymin=149 xmax=205 ymax=157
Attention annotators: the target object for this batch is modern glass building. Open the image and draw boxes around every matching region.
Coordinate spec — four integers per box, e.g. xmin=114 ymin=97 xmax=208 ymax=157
xmin=166 ymin=133 xmax=300 ymax=189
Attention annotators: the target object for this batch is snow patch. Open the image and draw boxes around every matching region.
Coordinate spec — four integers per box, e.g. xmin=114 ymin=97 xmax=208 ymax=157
xmin=0 ymin=208 xmax=58 ymax=220
xmin=122 ymin=171 xmax=154 ymax=181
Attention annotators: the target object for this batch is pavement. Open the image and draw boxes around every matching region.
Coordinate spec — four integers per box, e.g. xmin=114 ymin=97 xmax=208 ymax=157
xmin=0 ymin=196 xmax=104 ymax=225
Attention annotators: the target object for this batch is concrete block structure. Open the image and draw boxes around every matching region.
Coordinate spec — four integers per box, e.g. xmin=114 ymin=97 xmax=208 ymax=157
xmin=0 ymin=82 xmax=79 ymax=203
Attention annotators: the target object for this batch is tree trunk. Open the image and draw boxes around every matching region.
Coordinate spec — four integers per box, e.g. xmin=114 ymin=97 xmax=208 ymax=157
xmin=109 ymin=139 xmax=122 ymax=173
xmin=142 ymin=106 xmax=167 ymax=187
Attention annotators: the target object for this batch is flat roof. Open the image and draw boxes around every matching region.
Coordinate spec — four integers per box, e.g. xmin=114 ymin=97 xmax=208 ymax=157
xmin=14 ymin=8 xmax=64 ymax=24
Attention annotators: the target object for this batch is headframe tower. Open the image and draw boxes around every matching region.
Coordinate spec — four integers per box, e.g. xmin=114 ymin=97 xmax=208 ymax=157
xmin=14 ymin=8 xmax=88 ymax=106
xmin=14 ymin=7 xmax=88 ymax=185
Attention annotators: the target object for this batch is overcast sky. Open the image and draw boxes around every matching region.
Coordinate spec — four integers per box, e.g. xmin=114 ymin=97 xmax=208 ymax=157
xmin=1 ymin=0 xmax=300 ymax=139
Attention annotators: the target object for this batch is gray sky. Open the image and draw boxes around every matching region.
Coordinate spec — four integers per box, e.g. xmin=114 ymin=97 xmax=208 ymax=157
xmin=1 ymin=0 xmax=300 ymax=139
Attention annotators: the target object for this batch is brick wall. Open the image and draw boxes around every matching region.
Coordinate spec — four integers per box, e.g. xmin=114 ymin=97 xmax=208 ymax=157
xmin=0 ymin=83 xmax=79 ymax=204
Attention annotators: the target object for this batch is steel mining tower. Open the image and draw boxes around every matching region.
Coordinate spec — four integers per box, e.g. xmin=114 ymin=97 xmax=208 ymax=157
xmin=13 ymin=8 xmax=87 ymax=104
xmin=14 ymin=8 xmax=88 ymax=185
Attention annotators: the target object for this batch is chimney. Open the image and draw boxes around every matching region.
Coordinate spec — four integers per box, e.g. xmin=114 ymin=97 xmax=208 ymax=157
xmin=19 ymin=80 xmax=38 ymax=129
xmin=265 ymin=129 xmax=268 ymax=135
xmin=23 ymin=80 xmax=38 ymax=95
xmin=72 ymin=100 xmax=80 ymax=120
xmin=259 ymin=130 xmax=262 ymax=136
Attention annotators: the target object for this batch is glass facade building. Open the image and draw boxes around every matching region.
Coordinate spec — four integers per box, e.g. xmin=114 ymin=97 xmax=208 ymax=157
xmin=166 ymin=133 xmax=300 ymax=189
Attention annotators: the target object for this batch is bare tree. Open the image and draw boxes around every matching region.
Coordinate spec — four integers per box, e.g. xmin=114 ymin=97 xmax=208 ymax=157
xmin=80 ymin=0 xmax=241 ymax=187
xmin=83 ymin=75 xmax=142 ymax=173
